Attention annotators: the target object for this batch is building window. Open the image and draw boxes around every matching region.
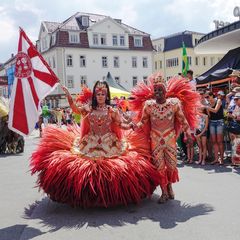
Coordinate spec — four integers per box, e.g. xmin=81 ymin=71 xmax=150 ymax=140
xmin=80 ymin=55 xmax=86 ymax=67
xmin=67 ymin=75 xmax=74 ymax=88
xmin=52 ymin=56 xmax=56 ymax=68
xmin=203 ymin=57 xmax=207 ymax=66
xmin=51 ymin=34 xmax=56 ymax=46
xmin=113 ymin=56 xmax=119 ymax=68
xmin=132 ymin=76 xmax=138 ymax=86
xmin=143 ymin=57 xmax=148 ymax=68
xmin=159 ymin=60 xmax=162 ymax=69
xmin=157 ymin=44 xmax=162 ymax=52
xmin=66 ymin=55 xmax=73 ymax=67
xmin=41 ymin=37 xmax=47 ymax=51
xmin=132 ymin=57 xmax=137 ymax=68
xmin=100 ymin=34 xmax=106 ymax=45
xmin=120 ymin=35 xmax=125 ymax=46
xmin=210 ymin=57 xmax=215 ymax=66
xmin=102 ymin=56 xmax=108 ymax=68
xmin=112 ymin=35 xmax=118 ymax=46
xmin=69 ymin=32 xmax=80 ymax=43
xmin=195 ymin=57 xmax=199 ymax=66
xmin=134 ymin=36 xmax=143 ymax=47
xmin=115 ymin=76 xmax=120 ymax=84
xmin=187 ymin=56 xmax=192 ymax=65
xmin=80 ymin=75 xmax=87 ymax=86
xmin=166 ymin=58 xmax=179 ymax=68
xmin=155 ymin=61 xmax=157 ymax=70
xmin=143 ymin=76 xmax=148 ymax=85
xmin=93 ymin=34 xmax=98 ymax=45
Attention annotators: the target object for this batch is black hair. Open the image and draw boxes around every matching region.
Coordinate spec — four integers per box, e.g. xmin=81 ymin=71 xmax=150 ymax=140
xmin=187 ymin=70 xmax=193 ymax=76
xmin=208 ymin=91 xmax=215 ymax=97
xmin=92 ymin=81 xmax=111 ymax=110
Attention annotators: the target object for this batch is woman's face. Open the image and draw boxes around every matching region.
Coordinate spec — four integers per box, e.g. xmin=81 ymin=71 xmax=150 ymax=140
xmin=96 ymin=91 xmax=107 ymax=105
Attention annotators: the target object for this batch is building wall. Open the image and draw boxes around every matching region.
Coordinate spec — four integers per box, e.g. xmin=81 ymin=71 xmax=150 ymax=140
xmin=153 ymin=36 xmax=224 ymax=80
xmin=42 ymin=47 xmax=153 ymax=93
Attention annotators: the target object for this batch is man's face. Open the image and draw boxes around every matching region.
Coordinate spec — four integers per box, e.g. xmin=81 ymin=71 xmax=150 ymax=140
xmin=187 ymin=73 xmax=193 ymax=80
xmin=154 ymin=84 xmax=166 ymax=100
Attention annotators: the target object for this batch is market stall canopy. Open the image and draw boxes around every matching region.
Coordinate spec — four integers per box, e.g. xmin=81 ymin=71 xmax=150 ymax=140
xmin=196 ymin=47 xmax=240 ymax=84
xmin=105 ymin=72 xmax=128 ymax=91
xmin=110 ymin=87 xmax=130 ymax=98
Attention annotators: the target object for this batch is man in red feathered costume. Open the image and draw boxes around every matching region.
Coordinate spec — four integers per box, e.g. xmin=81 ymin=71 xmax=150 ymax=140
xmin=131 ymin=72 xmax=200 ymax=203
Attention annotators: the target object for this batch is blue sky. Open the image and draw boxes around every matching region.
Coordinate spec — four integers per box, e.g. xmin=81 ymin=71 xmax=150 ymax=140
xmin=0 ymin=0 xmax=239 ymax=63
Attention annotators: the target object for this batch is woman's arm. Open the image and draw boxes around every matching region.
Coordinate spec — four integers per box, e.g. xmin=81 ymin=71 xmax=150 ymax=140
xmin=111 ymin=108 xmax=135 ymax=130
xmin=62 ymin=86 xmax=88 ymax=115
xmin=208 ymin=99 xmax=222 ymax=113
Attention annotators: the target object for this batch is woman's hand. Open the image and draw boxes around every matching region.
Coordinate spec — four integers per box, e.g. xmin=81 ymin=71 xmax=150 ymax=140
xmin=61 ymin=85 xmax=71 ymax=97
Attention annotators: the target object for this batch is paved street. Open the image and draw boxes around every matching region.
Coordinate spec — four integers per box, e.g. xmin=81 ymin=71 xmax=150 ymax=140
xmin=0 ymin=133 xmax=240 ymax=240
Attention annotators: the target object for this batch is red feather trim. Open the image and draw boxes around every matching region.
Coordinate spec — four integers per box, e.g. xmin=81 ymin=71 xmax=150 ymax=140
xmin=75 ymin=87 xmax=93 ymax=104
xmin=31 ymin=126 xmax=161 ymax=208
xmin=166 ymin=76 xmax=201 ymax=130
xmin=129 ymin=82 xmax=154 ymax=120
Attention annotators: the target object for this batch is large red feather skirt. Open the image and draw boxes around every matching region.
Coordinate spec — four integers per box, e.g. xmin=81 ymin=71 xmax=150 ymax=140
xmin=31 ymin=125 xmax=161 ymax=208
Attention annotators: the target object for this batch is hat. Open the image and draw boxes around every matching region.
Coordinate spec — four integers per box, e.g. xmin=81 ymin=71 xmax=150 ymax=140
xmin=230 ymin=70 xmax=240 ymax=77
xmin=232 ymin=87 xmax=240 ymax=93
xmin=234 ymin=92 xmax=240 ymax=99
xmin=217 ymin=90 xmax=225 ymax=96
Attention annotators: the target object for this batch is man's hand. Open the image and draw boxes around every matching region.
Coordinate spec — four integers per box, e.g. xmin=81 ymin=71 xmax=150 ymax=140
xmin=185 ymin=131 xmax=193 ymax=146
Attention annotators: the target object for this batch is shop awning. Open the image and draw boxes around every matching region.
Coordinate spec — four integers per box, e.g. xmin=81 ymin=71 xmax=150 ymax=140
xmin=110 ymin=87 xmax=130 ymax=98
xmin=196 ymin=47 xmax=240 ymax=84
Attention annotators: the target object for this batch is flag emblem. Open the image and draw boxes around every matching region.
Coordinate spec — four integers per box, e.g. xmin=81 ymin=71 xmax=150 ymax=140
xmin=15 ymin=52 xmax=33 ymax=78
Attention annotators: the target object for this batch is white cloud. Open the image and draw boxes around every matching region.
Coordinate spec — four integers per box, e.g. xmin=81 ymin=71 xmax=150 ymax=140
xmin=0 ymin=7 xmax=16 ymax=44
xmin=0 ymin=0 xmax=239 ymax=63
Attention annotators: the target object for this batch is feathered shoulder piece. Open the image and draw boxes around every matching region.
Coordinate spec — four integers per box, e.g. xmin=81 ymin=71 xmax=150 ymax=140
xmin=129 ymin=73 xmax=201 ymax=129
xmin=166 ymin=76 xmax=201 ymax=129
xmin=75 ymin=87 xmax=93 ymax=104
xmin=129 ymin=80 xmax=154 ymax=120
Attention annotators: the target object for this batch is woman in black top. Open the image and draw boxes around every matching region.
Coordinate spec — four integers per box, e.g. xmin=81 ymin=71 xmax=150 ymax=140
xmin=207 ymin=92 xmax=224 ymax=165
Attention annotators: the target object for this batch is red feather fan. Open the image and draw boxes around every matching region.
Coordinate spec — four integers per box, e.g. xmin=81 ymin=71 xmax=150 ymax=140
xmin=75 ymin=87 xmax=92 ymax=104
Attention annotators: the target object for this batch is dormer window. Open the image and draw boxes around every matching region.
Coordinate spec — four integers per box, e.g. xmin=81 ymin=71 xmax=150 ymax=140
xmin=120 ymin=35 xmax=125 ymax=46
xmin=100 ymin=34 xmax=106 ymax=45
xmin=51 ymin=33 xmax=56 ymax=46
xmin=69 ymin=32 xmax=80 ymax=43
xmin=93 ymin=34 xmax=98 ymax=45
xmin=81 ymin=16 xmax=89 ymax=27
xmin=41 ymin=37 xmax=48 ymax=51
xmin=112 ymin=35 xmax=118 ymax=46
xmin=134 ymin=36 xmax=143 ymax=47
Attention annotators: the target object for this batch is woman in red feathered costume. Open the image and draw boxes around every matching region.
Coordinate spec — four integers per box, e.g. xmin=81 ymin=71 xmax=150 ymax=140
xmin=31 ymin=80 xmax=160 ymax=208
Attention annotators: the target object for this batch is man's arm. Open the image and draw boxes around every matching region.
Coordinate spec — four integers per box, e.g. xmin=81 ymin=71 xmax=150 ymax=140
xmin=174 ymin=101 xmax=190 ymax=133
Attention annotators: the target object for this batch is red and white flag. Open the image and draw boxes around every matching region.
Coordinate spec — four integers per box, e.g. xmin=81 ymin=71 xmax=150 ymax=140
xmin=8 ymin=28 xmax=59 ymax=136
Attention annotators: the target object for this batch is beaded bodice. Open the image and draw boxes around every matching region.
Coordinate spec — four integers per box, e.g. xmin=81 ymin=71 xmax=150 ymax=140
xmin=147 ymin=99 xmax=175 ymax=132
xmin=89 ymin=109 xmax=112 ymax=136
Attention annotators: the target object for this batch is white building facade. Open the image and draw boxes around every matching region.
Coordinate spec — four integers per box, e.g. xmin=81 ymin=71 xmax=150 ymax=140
xmin=37 ymin=13 xmax=154 ymax=106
